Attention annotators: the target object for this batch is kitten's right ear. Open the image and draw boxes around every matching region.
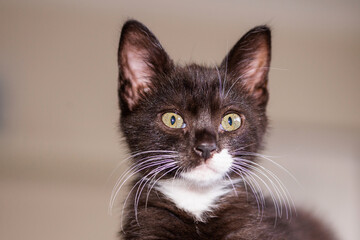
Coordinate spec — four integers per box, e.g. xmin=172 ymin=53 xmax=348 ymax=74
xmin=118 ymin=20 xmax=172 ymax=111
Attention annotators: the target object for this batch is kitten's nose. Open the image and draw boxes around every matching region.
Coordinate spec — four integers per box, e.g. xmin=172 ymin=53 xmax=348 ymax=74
xmin=195 ymin=143 xmax=217 ymax=160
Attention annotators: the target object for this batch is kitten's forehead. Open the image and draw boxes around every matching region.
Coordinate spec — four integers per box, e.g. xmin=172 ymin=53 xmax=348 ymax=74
xmin=153 ymin=64 xmax=245 ymax=119
xmin=177 ymin=65 xmax=223 ymax=113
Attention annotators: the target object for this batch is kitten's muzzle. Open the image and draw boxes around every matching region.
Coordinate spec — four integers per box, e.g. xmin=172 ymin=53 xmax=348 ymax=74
xmin=194 ymin=143 xmax=217 ymax=160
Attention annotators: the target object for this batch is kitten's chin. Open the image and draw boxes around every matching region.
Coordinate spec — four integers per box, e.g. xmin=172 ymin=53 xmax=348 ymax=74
xmin=181 ymin=149 xmax=233 ymax=187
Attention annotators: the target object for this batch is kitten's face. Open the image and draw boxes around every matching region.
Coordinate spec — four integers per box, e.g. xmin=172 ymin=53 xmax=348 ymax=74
xmin=118 ymin=20 xmax=271 ymax=186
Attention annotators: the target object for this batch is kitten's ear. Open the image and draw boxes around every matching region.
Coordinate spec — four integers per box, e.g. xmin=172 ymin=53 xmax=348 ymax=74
xmin=221 ymin=26 xmax=271 ymax=107
xmin=118 ymin=20 xmax=172 ymax=111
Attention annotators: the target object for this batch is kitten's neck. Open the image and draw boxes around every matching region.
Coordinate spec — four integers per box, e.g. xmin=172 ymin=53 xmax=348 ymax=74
xmin=156 ymin=178 xmax=238 ymax=221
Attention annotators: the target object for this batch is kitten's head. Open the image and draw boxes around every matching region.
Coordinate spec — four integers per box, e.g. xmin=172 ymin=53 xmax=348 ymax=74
xmin=117 ymin=20 xmax=271 ymax=187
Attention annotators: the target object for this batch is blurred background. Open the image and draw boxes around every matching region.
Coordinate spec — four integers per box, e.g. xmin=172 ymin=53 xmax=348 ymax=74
xmin=0 ymin=0 xmax=359 ymax=239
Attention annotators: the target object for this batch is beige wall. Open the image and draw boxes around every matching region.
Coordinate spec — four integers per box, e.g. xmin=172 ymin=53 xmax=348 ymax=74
xmin=0 ymin=1 xmax=359 ymax=161
xmin=0 ymin=1 xmax=359 ymax=240
xmin=1 ymin=0 xmax=359 ymax=161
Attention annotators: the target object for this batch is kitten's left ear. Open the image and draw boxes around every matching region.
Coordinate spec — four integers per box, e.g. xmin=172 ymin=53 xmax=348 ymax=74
xmin=221 ymin=26 xmax=271 ymax=107
xmin=118 ymin=20 xmax=173 ymax=111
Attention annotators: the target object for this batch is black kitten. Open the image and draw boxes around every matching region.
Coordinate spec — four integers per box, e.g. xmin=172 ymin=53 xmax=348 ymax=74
xmin=113 ymin=20 xmax=335 ymax=240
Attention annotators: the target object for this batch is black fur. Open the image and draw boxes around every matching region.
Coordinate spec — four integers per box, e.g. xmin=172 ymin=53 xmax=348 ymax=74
xmin=116 ymin=20 xmax=335 ymax=240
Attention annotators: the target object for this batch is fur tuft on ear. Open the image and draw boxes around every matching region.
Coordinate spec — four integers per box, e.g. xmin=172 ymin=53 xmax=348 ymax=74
xmin=221 ymin=26 xmax=271 ymax=107
xmin=118 ymin=20 xmax=173 ymax=111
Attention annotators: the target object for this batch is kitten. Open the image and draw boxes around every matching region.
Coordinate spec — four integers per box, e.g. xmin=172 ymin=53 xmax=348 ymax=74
xmin=113 ymin=20 xmax=335 ymax=239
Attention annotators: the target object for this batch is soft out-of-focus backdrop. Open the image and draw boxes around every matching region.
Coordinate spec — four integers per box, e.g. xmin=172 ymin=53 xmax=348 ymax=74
xmin=0 ymin=0 xmax=359 ymax=239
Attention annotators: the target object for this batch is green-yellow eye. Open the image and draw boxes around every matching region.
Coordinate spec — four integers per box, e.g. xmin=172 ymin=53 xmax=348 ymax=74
xmin=162 ymin=112 xmax=185 ymax=129
xmin=221 ymin=113 xmax=242 ymax=131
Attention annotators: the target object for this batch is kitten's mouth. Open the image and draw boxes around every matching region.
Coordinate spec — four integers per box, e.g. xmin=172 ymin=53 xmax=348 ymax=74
xmin=193 ymin=163 xmax=218 ymax=173
xmin=180 ymin=149 xmax=233 ymax=184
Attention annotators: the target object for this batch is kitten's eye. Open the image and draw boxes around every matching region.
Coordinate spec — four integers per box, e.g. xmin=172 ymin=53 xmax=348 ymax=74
xmin=221 ymin=113 xmax=242 ymax=131
xmin=162 ymin=112 xmax=186 ymax=129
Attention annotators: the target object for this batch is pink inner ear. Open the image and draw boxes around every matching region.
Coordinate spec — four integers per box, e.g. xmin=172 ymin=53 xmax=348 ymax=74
xmin=122 ymin=47 xmax=153 ymax=109
xmin=124 ymin=50 xmax=152 ymax=90
xmin=243 ymin=46 xmax=269 ymax=93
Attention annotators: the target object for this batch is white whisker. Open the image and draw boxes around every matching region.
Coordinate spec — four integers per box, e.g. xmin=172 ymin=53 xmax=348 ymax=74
xmin=134 ymin=163 xmax=177 ymax=223
xmin=214 ymin=64 xmax=223 ymax=99
xmin=108 ymin=149 xmax=178 ymax=180
xmin=225 ymin=172 xmax=238 ymax=197
xmin=230 ymin=166 xmax=264 ymax=217
xmin=111 ymin=154 xmax=177 ymax=194
xmin=144 ymin=165 xmax=179 ymax=211
xmin=236 ymin=158 xmax=296 ymax=219
xmin=235 ymin=161 xmax=284 ymax=219
xmin=109 ymin=155 xmax=178 ymax=215
xmin=119 ymin=162 xmax=177 ymax=230
xmin=110 ymin=158 xmax=174 ymax=210
xmin=232 ymin=150 xmax=299 ymax=186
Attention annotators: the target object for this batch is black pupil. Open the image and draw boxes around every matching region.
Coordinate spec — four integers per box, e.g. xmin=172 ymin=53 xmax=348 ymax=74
xmin=228 ymin=116 xmax=232 ymax=126
xmin=170 ymin=115 xmax=176 ymax=125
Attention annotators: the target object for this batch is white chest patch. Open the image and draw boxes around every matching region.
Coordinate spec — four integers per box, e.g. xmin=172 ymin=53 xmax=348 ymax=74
xmin=156 ymin=149 xmax=234 ymax=221
xmin=156 ymin=178 xmax=231 ymax=221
